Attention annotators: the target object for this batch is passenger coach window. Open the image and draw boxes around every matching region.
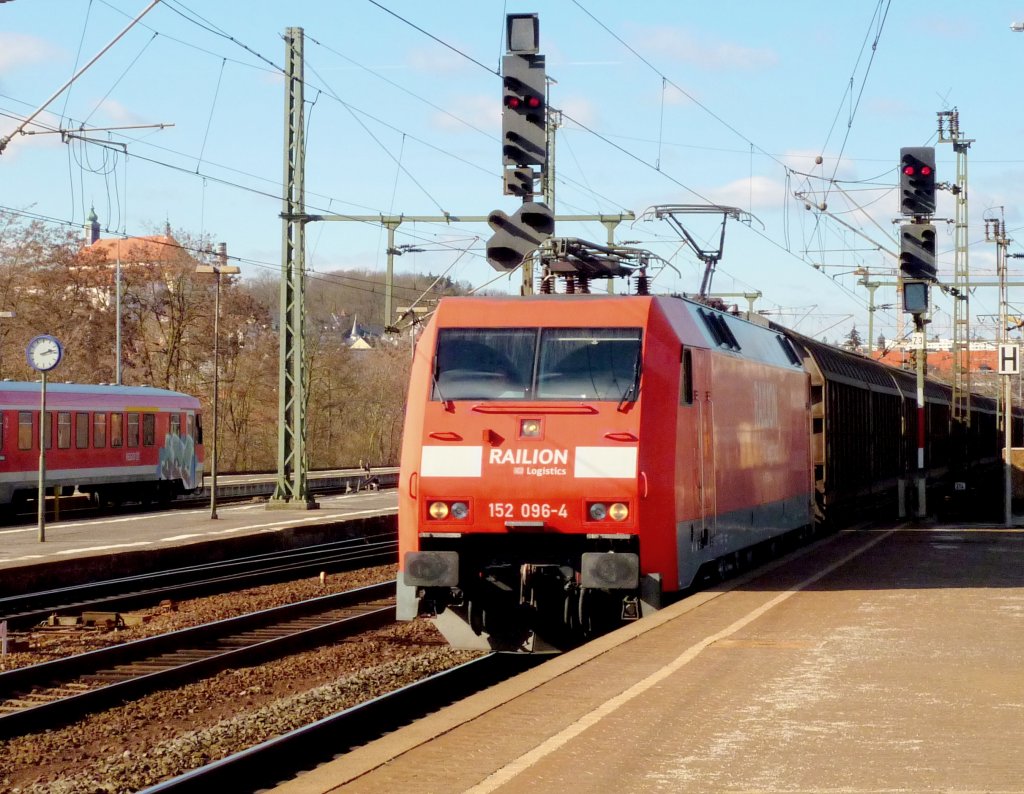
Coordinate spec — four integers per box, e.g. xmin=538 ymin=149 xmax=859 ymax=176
xmin=170 ymin=414 xmax=181 ymax=437
xmin=94 ymin=413 xmax=106 ymax=448
xmin=127 ymin=413 xmax=140 ymax=447
xmin=143 ymin=414 xmax=155 ymax=446
xmin=18 ymin=411 xmax=32 ymax=450
xmin=76 ymin=412 xmax=89 ymax=449
xmin=432 ymin=328 xmax=535 ymax=400
xmin=111 ymin=413 xmax=123 ymax=448
xmin=536 ymin=328 xmax=642 ymax=401
xmin=57 ymin=412 xmax=71 ymax=449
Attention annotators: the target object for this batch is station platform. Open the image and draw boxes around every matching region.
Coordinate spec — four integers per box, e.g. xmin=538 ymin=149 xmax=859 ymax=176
xmin=0 ymin=490 xmax=397 ymax=595
xmin=272 ymin=524 xmax=1024 ymax=793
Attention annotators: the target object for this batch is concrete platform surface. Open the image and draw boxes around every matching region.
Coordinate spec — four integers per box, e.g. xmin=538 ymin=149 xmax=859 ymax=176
xmin=271 ymin=526 xmax=1024 ymax=794
xmin=0 ymin=490 xmax=397 ymax=593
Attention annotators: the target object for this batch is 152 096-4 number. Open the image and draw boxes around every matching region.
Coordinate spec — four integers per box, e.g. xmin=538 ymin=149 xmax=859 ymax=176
xmin=488 ymin=502 xmax=568 ymax=520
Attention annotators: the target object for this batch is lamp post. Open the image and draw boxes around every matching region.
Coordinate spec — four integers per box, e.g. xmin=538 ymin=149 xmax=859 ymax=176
xmin=197 ymin=249 xmax=240 ymax=520
xmin=26 ymin=335 xmax=63 ymax=542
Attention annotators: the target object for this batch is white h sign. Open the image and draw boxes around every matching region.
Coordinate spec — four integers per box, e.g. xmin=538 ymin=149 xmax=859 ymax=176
xmin=998 ymin=343 xmax=1020 ymax=375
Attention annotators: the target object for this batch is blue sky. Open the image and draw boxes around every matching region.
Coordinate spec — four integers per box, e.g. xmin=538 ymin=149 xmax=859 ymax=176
xmin=2 ymin=1 xmax=1023 ymax=343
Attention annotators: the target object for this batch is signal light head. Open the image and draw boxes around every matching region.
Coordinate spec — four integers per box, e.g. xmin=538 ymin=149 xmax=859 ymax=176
xmin=504 ymin=94 xmax=541 ymax=111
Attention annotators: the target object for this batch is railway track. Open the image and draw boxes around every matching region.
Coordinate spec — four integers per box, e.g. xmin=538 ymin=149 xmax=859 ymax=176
xmin=139 ymin=653 xmax=542 ymax=794
xmin=1 ymin=468 xmax=399 ymax=525
xmin=0 ymin=531 xmax=398 ymax=628
xmin=0 ymin=581 xmax=396 ymax=739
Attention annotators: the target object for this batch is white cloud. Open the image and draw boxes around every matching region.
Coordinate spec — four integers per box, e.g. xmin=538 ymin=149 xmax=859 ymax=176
xmin=865 ymin=97 xmax=914 ymax=118
xmin=406 ymin=45 xmax=469 ymax=74
xmin=559 ymin=96 xmax=598 ymax=128
xmin=0 ymin=32 xmax=63 ymax=72
xmin=641 ymin=26 xmax=778 ymax=71
xmin=430 ymin=94 xmax=497 ymax=133
xmin=706 ymin=175 xmax=786 ymax=212
xmin=91 ymin=98 xmax=147 ymax=126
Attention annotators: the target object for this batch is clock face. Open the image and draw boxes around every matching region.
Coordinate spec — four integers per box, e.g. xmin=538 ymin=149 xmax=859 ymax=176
xmin=27 ymin=335 xmax=63 ymax=372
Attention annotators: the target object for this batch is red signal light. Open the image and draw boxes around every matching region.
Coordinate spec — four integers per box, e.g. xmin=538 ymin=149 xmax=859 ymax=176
xmin=920 ymin=165 xmax=932 ymax=176
xmin=504 ymin=96 xmax=522 ymax=110
xmin=526 ymin=96 xmax=542 ymax=109
xmin=903 ymin=165 xmax=915 ymax=175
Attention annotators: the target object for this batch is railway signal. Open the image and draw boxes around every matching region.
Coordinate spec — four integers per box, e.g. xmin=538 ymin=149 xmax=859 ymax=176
xmin=501 ymin=52 xmax=547 ymax=171
xmin=899 ymin=146 xmax=936 ymax=216
xmin=899 ymin=222 xmax=937 ymax=281
xmin=902 ymin=280 xmax=929 ymax=315
xmin=503 ymin=165 xmax=535 ymax=198
xmin=485 ymin=201 xmax=554 ymax=271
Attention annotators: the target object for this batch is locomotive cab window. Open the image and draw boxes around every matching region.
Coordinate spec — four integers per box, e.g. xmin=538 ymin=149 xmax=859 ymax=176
xmin=170 ymin=413 xmax=181 ymax=437
xmin=536 ymin=328 xmax=642 ymax=401
xmin=432 ymin=326 xmax=643 ymax=402
xmin=432 ymin=328 xmax=535 ymax=400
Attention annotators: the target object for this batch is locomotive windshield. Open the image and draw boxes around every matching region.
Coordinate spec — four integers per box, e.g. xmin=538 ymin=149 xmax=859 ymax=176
xmin=432 ymin=327 xmax=642 ymax=402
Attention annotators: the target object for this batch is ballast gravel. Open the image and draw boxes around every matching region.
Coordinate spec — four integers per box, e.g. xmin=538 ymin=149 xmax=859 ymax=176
xmin=0 ymin=564 xmax=481 ymax=793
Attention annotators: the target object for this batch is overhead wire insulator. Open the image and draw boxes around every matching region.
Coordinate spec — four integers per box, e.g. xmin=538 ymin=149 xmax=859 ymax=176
xmin=635 ymin=272 xmax=650 ymax=295
xmin=538 ymin=270 xmax=553 ymax=294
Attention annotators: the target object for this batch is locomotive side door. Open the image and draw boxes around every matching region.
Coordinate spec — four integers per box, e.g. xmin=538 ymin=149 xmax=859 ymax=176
xmin=690 ymin=348 xmax=716 ymax=551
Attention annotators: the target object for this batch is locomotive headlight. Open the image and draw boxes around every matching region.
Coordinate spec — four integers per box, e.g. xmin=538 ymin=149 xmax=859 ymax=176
xmin=520 ymin=418 xmax=542 ymax=438
xmin=609 ymin=502 xmax=629 ymax=521
xmin=588 ymin=502 xmax=608 ymax=521
xmin=450 ymin=501 xmax=469 ymax=520
xmin=428 ymin=501 xmax=450 ymax=520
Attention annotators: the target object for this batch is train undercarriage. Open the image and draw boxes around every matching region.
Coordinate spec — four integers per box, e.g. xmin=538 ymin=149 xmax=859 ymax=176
xmin=402 ymin=533 xmax=655 ymax=652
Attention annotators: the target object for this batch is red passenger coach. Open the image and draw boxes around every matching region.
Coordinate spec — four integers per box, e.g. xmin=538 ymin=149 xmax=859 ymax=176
xmin=0 ymin=382 xmax=204 ymax=509
xmin=398 ymin=295 xmax=812 ymax=651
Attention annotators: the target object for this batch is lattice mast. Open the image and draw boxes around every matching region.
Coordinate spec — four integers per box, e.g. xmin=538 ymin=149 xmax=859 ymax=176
xmin=937 ymin=110 xmax=973 ymax=427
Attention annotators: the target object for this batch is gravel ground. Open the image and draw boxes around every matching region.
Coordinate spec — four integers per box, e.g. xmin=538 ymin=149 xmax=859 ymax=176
xmin=0 ymin=564 xmax=481 ymax=793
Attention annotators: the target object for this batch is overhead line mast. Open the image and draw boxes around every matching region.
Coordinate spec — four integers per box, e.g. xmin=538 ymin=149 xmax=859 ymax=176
xmin=937 ymin=110 xmax=973 ymax=431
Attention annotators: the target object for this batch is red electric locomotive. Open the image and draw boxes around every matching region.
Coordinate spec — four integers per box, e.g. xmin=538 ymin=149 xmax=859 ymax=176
xmin=0 ymin=382 xmax=205 ymax=509
xmin=398 ymin=294 xmax=812 ymax=651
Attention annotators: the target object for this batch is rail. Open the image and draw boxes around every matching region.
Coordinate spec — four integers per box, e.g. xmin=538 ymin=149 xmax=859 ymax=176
xmin=0 ymin=581 xmax=396 ymax=738
xmin=0 ymin=532 xmax=398 ymax=628
xmin=139 ymin=653 xmax=543 ymax=794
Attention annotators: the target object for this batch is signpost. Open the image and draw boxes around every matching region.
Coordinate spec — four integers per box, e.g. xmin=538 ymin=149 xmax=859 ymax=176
xmin=999 ymin=343 xmax=1019 ymax=527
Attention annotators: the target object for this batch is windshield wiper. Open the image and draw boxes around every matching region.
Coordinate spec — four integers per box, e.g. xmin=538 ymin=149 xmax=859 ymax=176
xmin=431 ymin=359 xmax=454 ymax=410
xmin=617 ymin=354 xmax=642 ymax=411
